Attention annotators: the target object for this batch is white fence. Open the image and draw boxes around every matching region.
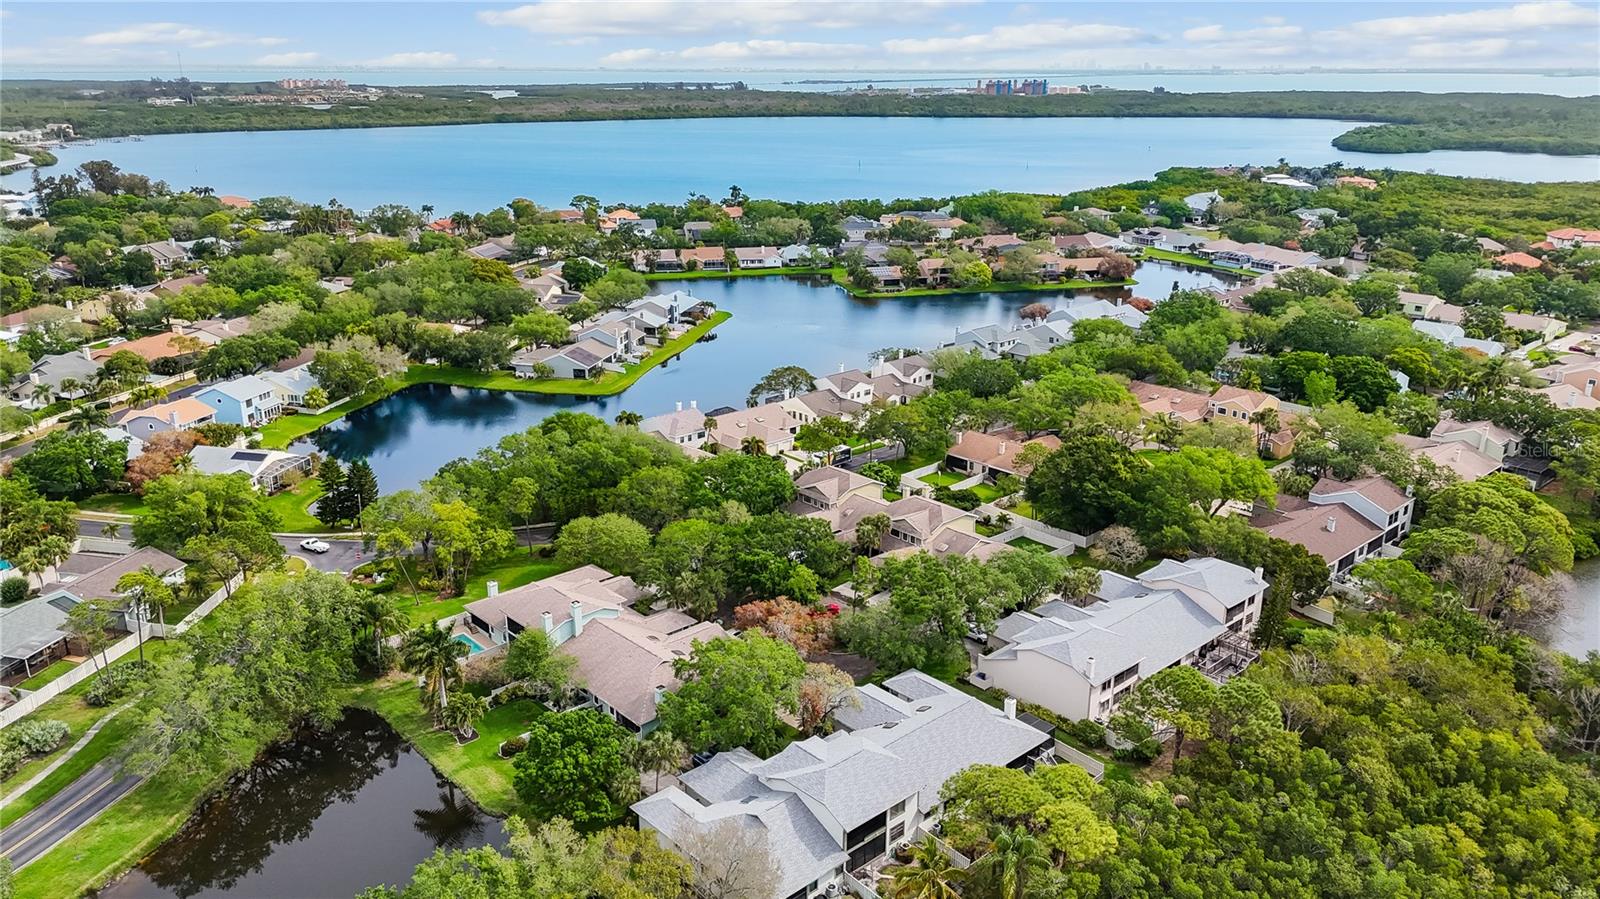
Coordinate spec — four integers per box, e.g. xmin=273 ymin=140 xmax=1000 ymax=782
xmin=1052 ymin=740 xmax=1108 ymax=781
xmin=0 ymin=573 xmax=240 ymax=728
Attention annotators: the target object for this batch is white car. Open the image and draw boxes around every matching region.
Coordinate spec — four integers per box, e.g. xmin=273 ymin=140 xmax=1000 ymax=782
xmin=299 ymin=538 xmax=331 ymax=554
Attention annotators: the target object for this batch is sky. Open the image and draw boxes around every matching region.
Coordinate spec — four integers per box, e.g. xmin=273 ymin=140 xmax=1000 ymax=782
xmin=2 ymin=0 xmax=1598 ymax=75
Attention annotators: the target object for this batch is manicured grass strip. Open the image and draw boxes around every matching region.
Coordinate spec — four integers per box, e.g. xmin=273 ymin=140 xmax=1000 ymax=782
xmin=77 ymin=493 xmax=150 ymax=516
xmin=348 ymin=677 xmax=545 ymax=817
xmin=969 ymin=482 xmax=1008 ymax=503
xmin=1139 ymin=247 xmax=1255 ymax=274
xmin=1005 ymin=536 xmax=1055 ymax=552
xmin=257 ymin=386 xmax=394 ymax=449
xmin=17 ymin=658 xmax=79 ymax=691
xmin=389 ymin=554 xmax=572 ymax=628
xmin=0 ymin=712 xmax=139 ymax=830
xmin=261 ymin=478 xmax=330 ymax=533
xmin=918 ymin=469 xmax=967 ymax=488
xmin=643 ymin=265 xmax=826 ymax=281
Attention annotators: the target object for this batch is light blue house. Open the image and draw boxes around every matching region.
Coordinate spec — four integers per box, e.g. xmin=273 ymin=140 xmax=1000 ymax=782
xmin=194 ymin=374 xmax=283 ymax=426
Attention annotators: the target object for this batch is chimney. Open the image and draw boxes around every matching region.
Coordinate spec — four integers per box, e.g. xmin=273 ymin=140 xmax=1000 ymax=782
xmin=1253 ymin=566 xmax=1264 ymax=582
xmin=998 ymin=441 xmax=1007 ymax=454
xmin=81 ymin=346 xmax=95 ymax=361
xmin=570 ymin=600 xmax=584 ymax=636
xmin=486 ymin=580 xmax=499 ymax=597
xmin=169 ymin=410 xmax=179 ymax=427
xmin=540 ymin=610 xmax=553 ymax=633
xmin=1003 ymin=697 xmax=1017 ymax=719
xmin=838 ymin=363 xmax=846 ymax=373
xmin=675 ymin=401 xmax=682 ymax=412
xmin=653 ymin=684 xmax=667 ymax=708
xmin=1086 ymin=656 xmax=1096 ymax=681
xmin=690 ymin=399 xmax=697 ymax=409
xmin=1325 ymin=517 xmax=1337 ymax=533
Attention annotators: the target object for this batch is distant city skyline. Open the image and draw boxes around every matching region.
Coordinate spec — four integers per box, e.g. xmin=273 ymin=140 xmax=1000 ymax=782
xmin=4 ymin=1 xmax=1597 ymax=76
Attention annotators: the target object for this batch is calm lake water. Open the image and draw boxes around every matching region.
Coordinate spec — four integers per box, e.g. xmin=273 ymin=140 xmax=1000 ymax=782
xmin=11 ymin=116 xmax=1597 ymax=210
xmin=1545 ymin=560 xmax=1600 ymax=659
xmin=100 ymin=709 xmax=504 ymax=899
xmin=290 ymin=264 xmax=1226 ymax=489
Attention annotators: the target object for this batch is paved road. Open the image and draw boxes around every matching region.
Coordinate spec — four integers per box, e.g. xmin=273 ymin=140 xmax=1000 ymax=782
xmin=839 ymin=444 xmax=905 ymax=470
xmin=277 ymin=535 xmax=369 ymax=572
xmin=0 ymin=763 xmax=140 ymax=869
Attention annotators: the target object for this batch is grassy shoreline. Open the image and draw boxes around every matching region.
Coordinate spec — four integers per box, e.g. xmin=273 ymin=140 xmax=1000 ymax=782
xmin=1137 ymin=246 xmax=1256 ymax=274
xmin=259 ymin=310 xmax=731 ymax=449
xmin=652 ymin=264 xmax=1135 ymax=298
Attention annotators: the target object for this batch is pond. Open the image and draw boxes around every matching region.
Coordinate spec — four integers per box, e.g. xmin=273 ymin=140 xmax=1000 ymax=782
xmin=292 ymin=262 xmax=1231 ymax=489
xmin=99 ymin=709 xmax=504 ymax=899
xmin=1546 ymin=559 xmax=1600 ymax=660
xmin=9 ymin=116 xmax=1596 ymax=210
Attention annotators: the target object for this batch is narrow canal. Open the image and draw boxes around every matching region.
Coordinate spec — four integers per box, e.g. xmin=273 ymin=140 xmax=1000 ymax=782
xmin=99 ymin=709 xmax=504 ymax=899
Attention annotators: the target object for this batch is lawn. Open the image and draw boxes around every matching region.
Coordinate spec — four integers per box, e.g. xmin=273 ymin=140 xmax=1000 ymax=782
xmin=1139 ymin=247 xmax=1254 ymax=274
xmin=389 ymin=554 xmax=573 ymax=628
xmin=349 ymin=676 xmax=546 ymax=817
xmin=1005 ymin=536 xmax=1055 ymax=552
xmin=886 ymin=450 xmax=942 ymax=475
xmin=852 ymin=277 xmax=1136 ymax=300
xmin=918 ymin=469 xmax=967 ymax=488
xmin=645 ymin=265 xmax=827 ymax=281
xmin=17 ymin=658 xmax=79 ymax=691
xmin=969 ymin=482 xmax=1008 ymax=503
xmin=262 ymin=478 xmax=331 ymax=533
xmin=257 ymin=388 xmax=389 ymax=448
xmin=1008 ymin=499 xmax=1038 ymax=520
xmin=77 ymin=494 xmax=150 ymax=515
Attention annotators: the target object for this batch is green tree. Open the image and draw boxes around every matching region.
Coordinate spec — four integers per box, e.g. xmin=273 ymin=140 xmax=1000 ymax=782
xmin=554 ymin=513 xmax=652 ymax=575
xmin=1023 ymin=431 xmax=1139 ymax=534
xmin=886 ymin=836 xmax=966 ymax=899
xmin=400 ymin=623 xmax=468 ymax=715
xmin=1112 ymin=665 xmax=1218 ymax=760
xmin=504 ymin=629 xmax=577 ymax=700
xmin=656 ymin=634 xmax=805 ymax=755
xmin=512 ymin=709 xmax=636 ymax=826
xmin=636 ymin=728 xmax=690 ymax=792
xmin=315 ymin=458 xmax=349 ymax=527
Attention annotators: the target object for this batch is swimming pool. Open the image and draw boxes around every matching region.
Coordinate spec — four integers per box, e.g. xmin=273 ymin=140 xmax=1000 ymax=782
xmin=453 ymin=634 xmax=487 ymax=654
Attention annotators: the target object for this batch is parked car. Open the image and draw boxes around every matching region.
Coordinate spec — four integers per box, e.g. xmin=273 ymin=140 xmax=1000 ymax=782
xmin=299 ymin=538 xmax=331 ymax=554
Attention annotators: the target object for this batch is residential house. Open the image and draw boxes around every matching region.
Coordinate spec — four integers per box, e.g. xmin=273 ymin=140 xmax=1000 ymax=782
xmin=182 ymin=316 xmax=253 ymax=346
xmin=640 ymin=401 xmax=709 ymax=447
xmin=914 ymin=257 xmax=950 ymax=286
xmin=1399 ymin=290 xmax=1448 ymax=319
xmin=1476 ymin=237 xmax=1508 ymax=256
xmin=1130 ymin=381 xmax=1210 ymax=424
xmin=1052 ymin=232 xmax=1129 ymax=252
xmin=631 ymin=248 xmax=683 ymax=273
xmin=790 ymin=466 xmax=1003 ymax=560
xmin=1494 ymin=251 xmax=1543 ymax=271
xmin=1546 ymin=228 xmax=1600 ymax=249
xmin=1429 ymin=419 xmax=1522 ymax=462
xmin=634 ymin=670 xmax=1053 ymax=899
xmin=705 ymin=402 xmax=803 ymax=454
xmin=779 ymin=244 xmax=814 ymax=266
xmin=973 ymin=557 xmax=1267 ymax=721
xmin=186 ymin=445 xmax=312 ymax=491
xmin=1503 ymin=310 xmax=1566 ymax=343
xmin=1334 ymin=175 xmax=1378 ymax=189
xmin=195 ymin=375 xmax=284 ymax=426
xmin=1182 ymin=190 xmax=1223 ymax=220
xmin=5 ymin=547 xmax=185 ymax=680
xmin=1292 ymin=207 xmax=1339 ymax=228
xmin=865 ymin=265 xmax=904 ymax=290
xmin=1538 ymin=382 xmax=1600 ymax=411
xmin=812 ymin=356 xmax=932 ymax=408
xmin=260 ymin=364 xmax=321 ymax=409
xmin=722 ymin=206 xmax=743 ymax=220
xmin=1394 ymin=433 xmax=1503 ymax=482
xmin=96 ymin=426 xmax=145 ymax=460
xmin=1195 ymin=239 xmax=1322 ymax=273
xmin=944 ymin=431 xmax=1059 ymax=482
xmin=1307 ymin=475 xmax=1415 ymax=545
xmin=121 ymin=239 xmax=190 ymax=270
xmin=682 ymin=221 xmax=714 ymax=241
xmin=1122 ymin=227 xmax=1208 ymax=253
xmin=956 ymin=234 xmax=1026 ymax=256
xmin=91 ymin=332 xmax=198 ymax=365
xmin=733 ymin=246 xmax=784 ymax=269
xmin=8 ymin=350 xmax=100 ymax=403
xmin=461 ymin=566 xmax=726 ymax=733
xmin=1207 ymin=385 xmax=1278 ymax=426
xmin=1413 ymin=319 xmax=1506 ymax=357
xmin=116 ymin=397 xmax=216 ymax=434
xmin=1261 ymin=173 xmax=1315 ymax=190
xmin=511 ymin=340 xmax=614 ymax=380
xmin=680 ymin=246 xmax=729 ymax=271
xmin=622 ymin=218 xmax=658 ymax=237
xmin=1034 ymin=253 xmax=1106 ymax=281
xmin=1046 ymin=297 xmax=1149 ymax=330
xmin=466 ymin=237 xmax=515 ymax=260
xmin=841 ymin=215 xmax=879 ymax=241
xmin=151 ymin=273 xmax=211 ymax=296
xmin=1534 ymin=358 xmax=1600 ymax=398
xmin=836 ymin=240 xmax=891 ymax=264
xmin=879 ymin=210 xmax=966 ymax=238
xmin=1250 ymin=495 xmax=1383 ymax=574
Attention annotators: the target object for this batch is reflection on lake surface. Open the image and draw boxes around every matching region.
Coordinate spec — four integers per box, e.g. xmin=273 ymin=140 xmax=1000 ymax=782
xmin=1547 ymin=559 xmax=1600 ymax=659
xmin=101 ymin=709 xmax=504 ymax=899
xmin=293 ymin=264 xmax=1232 ymax=489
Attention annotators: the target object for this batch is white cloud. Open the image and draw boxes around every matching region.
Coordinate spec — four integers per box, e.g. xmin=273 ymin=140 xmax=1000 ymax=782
xmin=367 ymin=51 xmax=460 ymax=67
xmin=601 ymin=39 xmax=867 ymax=65
xmin=1182 ymin=24 xmax=1301 ymax=43
xmin=882 ymin=22 xmax=1144 ymax=56
xmin=1347 ymin=1 xmax=1597 ymax=38
xmin=480 ymin=0 xmax=971 ymax=36
xmin=1407 ymin=37 xmax=1515 ymax=59
xmin=81 ymin=22 xmax=287 ymax=49
xmin=255 ymin=51 xmax=322 ymax=66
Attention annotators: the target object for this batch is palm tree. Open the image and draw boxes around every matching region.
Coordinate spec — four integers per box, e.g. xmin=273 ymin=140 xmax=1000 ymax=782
xmin=190 ymin=185 xmax=214 ymax=197
xmin=741 ymin=436 xmax=767 ymax=456
xmin=973 ymin=826 xmax=1051 ymax=899
xmin=1145 ymin=414 xmax=1182 ymax=450
xmin=357 ymin=593 xmax=407 ymax=667
xmin=62 ymin=403 xmax=109 ymax=432
xmin=56 ymin=377 xmax=83 ymax=400
xmin=420 ymin=204 xmax=435 ymax=220
xmin=400 ymin=624 xmax=467 ymax=716
xmin=614 ymin=410 xmax=643 ymax=427
xmin=115 ymin=565 xmax=174 ymax=662
xmin=128 ymin=384 xmax=168 ymax=408
xmin=30 ymin=383 xmax=54 ymax=407
xmin=100 ymin=521 xmax=122 ymax=541
xmin=885 ymin=836 xmax=965 ymax=899
xmin=636 ymin=729 xmax=689 ymax=792
xmin=439 ymin=690 xmax=489 ymax=741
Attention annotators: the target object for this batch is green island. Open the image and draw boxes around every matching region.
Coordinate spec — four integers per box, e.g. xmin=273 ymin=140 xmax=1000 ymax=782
xmin=3 ymin=83 xmax=1597 ymax=154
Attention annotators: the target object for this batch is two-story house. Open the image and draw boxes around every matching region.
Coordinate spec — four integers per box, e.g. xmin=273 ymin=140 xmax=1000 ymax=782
xmin=195 ymin=375 xmax=283 ymax=427
xmin=633 ymin=671 xmax=1053 ymax=899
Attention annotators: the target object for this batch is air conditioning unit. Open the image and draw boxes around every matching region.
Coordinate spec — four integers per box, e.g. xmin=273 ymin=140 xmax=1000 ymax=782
xmin=825 ymin=883 xmax=841 ymax=897
xmin=896 ymin=840 xmax=912 ymax=853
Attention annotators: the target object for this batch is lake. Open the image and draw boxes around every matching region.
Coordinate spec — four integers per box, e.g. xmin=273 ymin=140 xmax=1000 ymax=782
xmin=11 ymin=116 xmax=1597 ymax=210
xmin=290 ymin=263 xmax=1222 ymax=489
xmin=1544 ymin=560 xmax=1600 ymax=659
xmin=100 ymin=709 xmax=504 ymax=899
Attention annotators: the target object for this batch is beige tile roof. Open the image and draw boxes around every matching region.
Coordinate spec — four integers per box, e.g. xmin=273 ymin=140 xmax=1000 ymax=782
xmin=1131 ymin=382 xmax=1210 ymax=422
xmin=1250 ymin=497 xmax=1379 ymax=564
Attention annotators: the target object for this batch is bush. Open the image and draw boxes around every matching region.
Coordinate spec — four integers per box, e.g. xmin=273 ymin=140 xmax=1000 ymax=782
xmin=1 ymin=578 xmax=27 ymax=605
xmin=933 ymin=486 xmax=981 ymax=511
xmin=1115 ymin=738 xmax=1161 ymax=763
xmin=85 ymin=660 xmax=149 ymax=707
xmin=1064 ymin=718 xmax=1107 ymax=748
xmin=5 ymin=718 xmax=69 ymax=755
xmin=499 ymin=734 xmax=528 ymax=758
